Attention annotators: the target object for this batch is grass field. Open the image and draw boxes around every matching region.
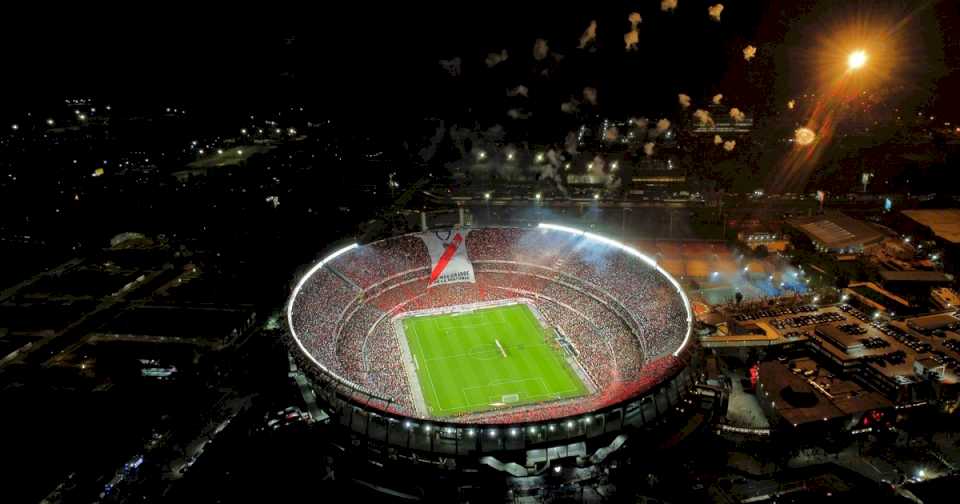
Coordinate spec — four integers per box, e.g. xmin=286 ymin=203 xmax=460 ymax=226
xmin=403 ymin=303 xmax=588 ymax=417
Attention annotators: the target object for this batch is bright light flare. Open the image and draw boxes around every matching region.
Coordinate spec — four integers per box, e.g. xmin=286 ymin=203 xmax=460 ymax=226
xmin=847 ymin=50 xmax=868 ymax=70
xmin=795 ymin=127 xmax=817 ymax=146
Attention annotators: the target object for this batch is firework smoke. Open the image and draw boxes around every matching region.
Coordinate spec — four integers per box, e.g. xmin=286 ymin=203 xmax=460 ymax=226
xmin=788 ymin=100 xmax=796 ymax=110
xmin=561 ymin=100 xmax=579 ymax=114
xmin=644 ymin=142 xmax=655 ymax=156
xmin=605 ymin=127 xmax=620 ymax=142
xmin=712 ymin=93 xmax=723 ymax=105
xmin=655 ymin=118 xmax=671 ymax=135
xmin=723 ymin=140 xmax=736 ymax=151
xmin=507 ymin=109 xmax=531 ymax=120
xmin=533 ymin=39 xmax=549 ymax=60
xmin=625 ymin=29 xmax=639 ymax=51
xmin=485 ymin=49 xmax=509 ymax=68
xmin=507 ymin=85 xmax=529 ymax=97
xmin=714 ymin=134 xmax=723 ymax=145
xmin=661 ymin=0 xmax=678 ymax=12
xmin=743 ymin=45 xmax=756 ymax=61
xmin=729 ymin=108 xmax=745 ymax=122
xmin=678 ymin=94 xmax=692 ymax=108
xmin=694 ymin=109 xmax=714 ymax=126
xmin=438 ymin=57 xmax=461 ymax=76
xmin=708 ymin=4 xmax=724 ymax=22
xmin=583 ymin=87 xmax=598 ymax=105
xmin=629 ymin=12 xmax=642 ymax=29
xmin=565 ymin=131 xmax=579 ymax=154
xmin=579 ymin=20 xmax=597 ymax=49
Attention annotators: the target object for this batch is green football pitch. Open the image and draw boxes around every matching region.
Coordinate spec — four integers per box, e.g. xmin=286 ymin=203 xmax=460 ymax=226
xmin=403 ymin=303 xmax=588 ymax=417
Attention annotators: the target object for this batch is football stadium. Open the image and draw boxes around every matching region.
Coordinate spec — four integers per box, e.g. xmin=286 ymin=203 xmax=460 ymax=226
xmin=286 ymin=224 xmax=697 ymax=454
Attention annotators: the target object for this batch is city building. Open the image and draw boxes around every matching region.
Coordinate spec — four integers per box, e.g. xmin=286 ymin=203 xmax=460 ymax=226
xmin=787 ymin=212 xmax=885 ymax=254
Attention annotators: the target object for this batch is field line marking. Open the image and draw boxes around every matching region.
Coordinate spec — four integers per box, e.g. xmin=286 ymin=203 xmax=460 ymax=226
xmin=409 ymin=322 xmax=444 ymax=413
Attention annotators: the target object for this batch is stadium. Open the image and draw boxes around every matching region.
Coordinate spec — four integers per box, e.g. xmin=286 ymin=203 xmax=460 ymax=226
xmin=286 ymin=223 xmax=698 ymax=455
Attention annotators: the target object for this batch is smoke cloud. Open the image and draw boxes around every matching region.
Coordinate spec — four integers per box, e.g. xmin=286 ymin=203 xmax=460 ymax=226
xmin=583 ymin=87 xmax=598 ymax=105
xmin=561 ymin=100 xmax=579 ymax=114
xmin=625 ymin=29 xmax=639 ymax=51
xmin=631 ymin=117 xmax=649 ymax=128
xmin=438 ymin=57 xmax=461 ymax=77
xmin=708 ymin=4 xmax=724 ymax=22
xmin=565 ymin=131 xmax=579 ymax=154
xmin=628 ymin=12 xmax=642 ymax=29
xmin=788 ymin=99 xmax=796 ymax=110
xmin=533 ymin=39 xmax=550 ymax=60
xmin=485 ymin=49 xmax=509 ymax=68
xmin=723 ymin=140 xmax=736 ymax=151
xmin=743 ymin=45 xmax=756 ymax=61
xmin=661 ymin=0 xmax=678 ymax=11
xmin=579 ymin=20 xmax=598 ymax=49
xmin=605 ymin=127 xmax=620 ymax=142
xmin=507 ymin=85 xmax=529 ymax=97
xmin=655 ymin=118 xmax=671 ymax=134
xmin=714 ymin=134 xmax=723 ymax=145
xmin=678 ymin=93 xmax=691 ymax=109
xmin=729 ymin=108 xmax=745 ymax=122
xmin=694 ymin=109 xmax=714 ymax=126
xmin=644 ymin=142 xmax=655 ymax=156
xmin=507 ymin=109 xmax=531 ymax=120
xmin=712 ymin=93 xmax=723 ymax=105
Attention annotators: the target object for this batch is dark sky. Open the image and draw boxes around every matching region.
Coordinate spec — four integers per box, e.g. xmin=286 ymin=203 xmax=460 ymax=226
xmin=3 ymin=1 xmax=957 ymax=120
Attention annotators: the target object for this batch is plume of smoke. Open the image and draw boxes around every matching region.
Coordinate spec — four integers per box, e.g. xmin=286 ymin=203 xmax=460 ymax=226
xmin=644 ymin=142 xmax=655 ymax=156
xmin=729 ymin=108 xmax=745 ymax=122
xmin=661 ymin=0 xmax=678 ymax=11
xmin=588 ymin=155 xmax=606 ymax=175
xmin=628 ymin=12 xmax=642 ymax=29
xmin=787 ymin=99 xmax=796 ymax=110
xmin=561 ymin=100 xmax=579 ymax=114
xmin=678 ymin=93 xmax=692 ymax=109
xmin=438 ymin=57 xmax=461 ymax=77
xmin=605 ymin=127 xmax=620 ymax=142
xmin=507 ymin=85 xmax=529 ymax=97
xmin=714 ymin=134 xmax=723 ymax=145
xmin=583 ymin=87 xmax=598 ymax=105
xmin=743 ymin=45 xmax=756 ymax=61
xmin=631 ymin=117 xmax=649 ymax=128
xmin=694 ymin=109 xmax=714 ymax=126
xmin=579 ymin=20 xmax=597 ymax=49
xmin=625 ymin=29 xmax=639 ymax=51
xmin=536 ymin=149 xmax=568 ymax=195
xmin=708 ymin=4 xmax=724 ymax=22
xmin=507 ymin=109 xmax=531 ymax=120
xmin=485 ymin=49 xmax=509 ymax=68
xmin=712 ymin=93 xmax=723 ymax=105
xmin=418 ymin=121 xmax=446 ymax=162
xmin=533 ymin=39 xmax=550 ymax=60
xmin=723 ymin=140 xmax=736 ymax=152
xmin=565 ymin=131 xmax=579 ymax=154
xmin=655 ymin=118 xmax=671 ymax=135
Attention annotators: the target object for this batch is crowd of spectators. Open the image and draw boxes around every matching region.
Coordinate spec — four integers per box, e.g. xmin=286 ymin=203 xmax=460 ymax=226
xmin=288 ymin=227 xmax=690 ymax=422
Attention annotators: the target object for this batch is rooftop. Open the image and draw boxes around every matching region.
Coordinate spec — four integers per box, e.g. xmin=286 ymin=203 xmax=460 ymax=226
xmin=878 ymin=270 xmax=953 ymax=283
xmin=788 ymin=212 xmax=885 ymax=250
xmin=902 ymin=209 xmax=960 ymax=244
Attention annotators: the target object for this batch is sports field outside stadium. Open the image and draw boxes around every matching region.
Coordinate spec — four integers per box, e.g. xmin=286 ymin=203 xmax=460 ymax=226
xmin=403 ymin=303 xmax=589 ymax=417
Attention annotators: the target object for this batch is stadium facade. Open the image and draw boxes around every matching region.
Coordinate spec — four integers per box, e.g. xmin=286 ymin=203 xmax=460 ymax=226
xmin=285 ymin=224 xmax=698 ymax=457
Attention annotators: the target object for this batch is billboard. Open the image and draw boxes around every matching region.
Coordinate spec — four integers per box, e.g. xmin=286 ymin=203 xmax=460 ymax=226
xmin=420 ymin=229 xmax=475 ymax=286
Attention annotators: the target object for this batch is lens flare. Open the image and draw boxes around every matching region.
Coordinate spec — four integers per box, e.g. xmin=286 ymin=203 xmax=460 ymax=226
xmin=847 ymin=50 xmax=867 ymax=70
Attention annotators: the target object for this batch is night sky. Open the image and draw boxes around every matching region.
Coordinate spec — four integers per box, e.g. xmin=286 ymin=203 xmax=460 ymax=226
xmin=3 ymin=1 xmax=957 ymax=121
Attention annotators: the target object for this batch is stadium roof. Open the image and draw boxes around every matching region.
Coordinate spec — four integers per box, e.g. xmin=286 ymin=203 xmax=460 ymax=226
xmin=788 ymin=212 xmax=884 ymax=250
xmin=901 ymin=209 xmax=960 ymax=244
xmin=878 ymin=270 xmax=953 ymax=283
